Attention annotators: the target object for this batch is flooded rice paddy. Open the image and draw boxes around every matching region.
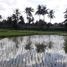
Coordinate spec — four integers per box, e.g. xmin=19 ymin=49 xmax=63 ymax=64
xmin=0 ymin=35 xmax=67 ymax=67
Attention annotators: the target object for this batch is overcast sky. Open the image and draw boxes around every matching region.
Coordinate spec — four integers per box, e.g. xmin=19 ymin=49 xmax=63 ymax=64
xmin=0 ymin=0 xmax=67 ymax=23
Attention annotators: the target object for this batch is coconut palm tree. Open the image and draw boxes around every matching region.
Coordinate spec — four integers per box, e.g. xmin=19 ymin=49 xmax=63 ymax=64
xmin=36 ymin=5 xmax=48 ymax=21
xmin=11 ymin=9 xmax=20 ymax=29
xmin=25 ymin=7 xmax=34 ymax=24
xmin=36 ymin=5 xmax=42 ymax=20
xmin=14 ymin=9 xmax=20 ymax=23
xmin=48 ymin=10 xmax=55 ymax=23
xmin=41 ymin=5 xmax=48 ymax=21
xmin=64 ymin=9 xmax=67 ymax=20
xmin=64 ymin=9 xmax=67 ymax=29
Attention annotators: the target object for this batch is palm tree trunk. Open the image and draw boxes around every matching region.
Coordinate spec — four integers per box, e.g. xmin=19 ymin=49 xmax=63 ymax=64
xmin=39 ymin=15 xmax=40 ymax=20
xmin=50 ymin=18 xmax=51 ymax=23
xmin=44 ymin=15 xmax=45 ymax=21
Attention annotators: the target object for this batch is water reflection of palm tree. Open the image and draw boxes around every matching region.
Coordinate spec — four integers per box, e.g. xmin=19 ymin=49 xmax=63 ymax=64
xmin=25 ymin=36 xmax=34 ymax=66
xmin=35 ymin=43 xmax=46 ymax=67
xmin=36 ymin=43 xmax=46 ymax=53
xmin=12 ymin=37 xmax=19 ymax=48
xmin=64 ymin=36 xmax=67 ymax=53
xmin=25 ymin=36 xmax=31 ymax=50
xmin=48 ymin=35 xmax=53 ymax=49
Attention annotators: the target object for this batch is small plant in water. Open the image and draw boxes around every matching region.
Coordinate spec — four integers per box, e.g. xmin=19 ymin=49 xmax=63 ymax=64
xmin=36 ymin=43 xmax=46 ymax=53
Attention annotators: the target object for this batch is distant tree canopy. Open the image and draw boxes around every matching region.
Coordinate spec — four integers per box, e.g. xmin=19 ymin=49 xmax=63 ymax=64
xmin=0 ymin=5 xmax=66 ymax=31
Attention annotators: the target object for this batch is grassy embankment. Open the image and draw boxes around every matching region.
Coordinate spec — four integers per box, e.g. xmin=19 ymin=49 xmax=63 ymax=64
xmin=0 ymin=29 xmax=67 ymax=38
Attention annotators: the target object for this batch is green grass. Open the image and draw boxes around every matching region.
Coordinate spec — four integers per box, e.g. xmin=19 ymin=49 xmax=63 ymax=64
xmin=0 ymin=29 xmax=67 ymax=38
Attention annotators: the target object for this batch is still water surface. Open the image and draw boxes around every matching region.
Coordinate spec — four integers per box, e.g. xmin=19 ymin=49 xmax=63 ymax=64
xmin=0 ymin=35 xmax=67 ymax=67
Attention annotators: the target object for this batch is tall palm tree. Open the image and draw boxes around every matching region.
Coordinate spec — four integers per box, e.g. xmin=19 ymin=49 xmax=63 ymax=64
xmin=36 ymin=5 xmax=48 ymax=21
xmin=12 ymin=9 xmax=20 ymax=24
xmin=64 ymin=9 xmax=67 ymax=28
xmin=11 ymin=9 xmax=20 ymax=29
xmin=35 ymin=5 xmax=42 ymax=20
xmin=25 ymin=7 xmax=34 ymax=24
xmin=14 ymin=9 xmax=20 ymax=23
xmin=64 ymin=9 xmax=67 ymax=20
xmin=42 ymin=5 xmax=48 ymax=21
xmin=48 ymin=10 xmax=55 ymax=23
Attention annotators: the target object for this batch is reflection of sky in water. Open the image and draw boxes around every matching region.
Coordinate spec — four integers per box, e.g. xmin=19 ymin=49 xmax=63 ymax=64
xmin=0 ymin=35 xmax=67 ymax=67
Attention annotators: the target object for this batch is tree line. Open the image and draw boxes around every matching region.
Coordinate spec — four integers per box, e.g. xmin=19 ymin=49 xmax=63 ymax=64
xmin=0 ymin=5 xmax=67 ymax=31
